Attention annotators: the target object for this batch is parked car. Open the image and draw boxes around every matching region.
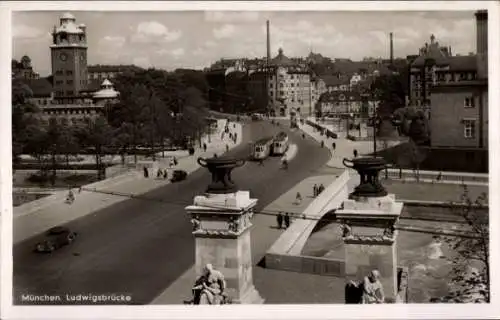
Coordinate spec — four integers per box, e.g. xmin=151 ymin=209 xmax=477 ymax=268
xmin=34 ymin=226 xmax=77 ymax=253
xmin=171 ymin=170 xmax=188 ymax=182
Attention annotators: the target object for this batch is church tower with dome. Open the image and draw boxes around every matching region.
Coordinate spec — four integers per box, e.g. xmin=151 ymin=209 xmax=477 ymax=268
xmin=50 ymin=12 xmax=88 ymax=102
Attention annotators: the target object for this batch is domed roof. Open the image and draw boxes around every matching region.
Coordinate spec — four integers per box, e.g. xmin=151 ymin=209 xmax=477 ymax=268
xmin=270 ymin=48 xmax=295 ymax=67
xmin=61 ymin=12 xmax=75 ymax=20
xmin=93 ymin=78 xmax=119 ymax=99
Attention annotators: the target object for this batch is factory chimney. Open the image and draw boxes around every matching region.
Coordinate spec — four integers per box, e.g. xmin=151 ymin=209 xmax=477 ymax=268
xmin=266 ymin=20 xmax=271 ymax=63
xmin=390 ymin=32 xmax=394 ymax=65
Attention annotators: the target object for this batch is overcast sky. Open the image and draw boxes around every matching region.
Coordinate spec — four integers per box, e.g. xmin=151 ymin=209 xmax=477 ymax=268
xmin=12 ymin=10 xmax=477 ymax=76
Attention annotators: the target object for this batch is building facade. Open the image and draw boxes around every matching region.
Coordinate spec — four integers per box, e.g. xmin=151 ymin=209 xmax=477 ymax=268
xmin=267 ymin=48 xmax=313 ymax=117
xmin=429 ymin=10 xmax=488 ymax=149
xmin=409 ymin=34 xmax=478 ymax=107
xmin=12 ymin=56 xmax=40 ymax=80
xmin=50 ymin=12 xmax=88 ymax=102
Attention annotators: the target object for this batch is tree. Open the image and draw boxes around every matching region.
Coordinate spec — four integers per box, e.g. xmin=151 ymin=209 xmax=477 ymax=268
xmin=371 ymin=74 xmax=406 ymax=116
xmin=75 ymin=116 xmax=112 ymax=180
xmin=434 ymin=185 xmax=489 ymax=303
xmin=392 ymin=106 xmax=431 ymax=146
xmin=12 ymin=79 xmax=40 ymax=164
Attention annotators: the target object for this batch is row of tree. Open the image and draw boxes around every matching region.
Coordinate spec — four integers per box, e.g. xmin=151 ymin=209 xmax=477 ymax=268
xmin=12 ymin=68 xmax=213 ymax=181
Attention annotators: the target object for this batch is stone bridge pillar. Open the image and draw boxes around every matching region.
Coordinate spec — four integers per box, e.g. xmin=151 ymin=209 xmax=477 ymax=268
xmin=185 ymin=156 xmax=264 ymax=304
xmin=338 ymin=157 xmax=404 ymax=303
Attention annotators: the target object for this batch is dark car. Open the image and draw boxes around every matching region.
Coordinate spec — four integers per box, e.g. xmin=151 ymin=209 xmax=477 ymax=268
xmin=34 ymin=226 xmax=77 ymax=253
xmin=171 ymin=170 xmax=187 ymax=182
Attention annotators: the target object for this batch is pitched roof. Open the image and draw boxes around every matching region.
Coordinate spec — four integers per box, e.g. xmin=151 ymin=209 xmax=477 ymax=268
xmin=23 ymin=78 xmax=52 ymax=97
xmin=448 ymin=55 xmax=477 ymax=72
xmin=321 ymin=75 xmax=350 ymax=87
xmin=87 ymin=64 xmax=142 ymax=73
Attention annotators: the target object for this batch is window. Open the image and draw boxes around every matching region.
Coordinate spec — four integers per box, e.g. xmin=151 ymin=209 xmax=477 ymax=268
xmin=67 ymin=80 xmax=73 ymax=84
xmin=66 ymin=90 xmax=73 ymax=96
xmin=269 ymin=83 xmax=273 ymax=88
xmin=66 ymin=70 xmax=73 ymax=76
xmin=464 ymin=120 xmax=475 ymax=138
xmin=464 ymin=97 xmax=475 ymax=108
xmin=56 ymin=70 xmax=63 ymax=75
xmin=56 ymin=80 xmax=63 ymax=85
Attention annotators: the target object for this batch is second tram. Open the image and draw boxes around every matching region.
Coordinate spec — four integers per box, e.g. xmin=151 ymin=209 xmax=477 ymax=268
xmin=272 ymin=131 xmax=289 ymax=156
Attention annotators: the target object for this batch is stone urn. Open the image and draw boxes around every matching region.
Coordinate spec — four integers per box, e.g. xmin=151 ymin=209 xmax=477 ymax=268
xmin=197 ymin=156 xmax=246 ymax=194
xmin=343 ymin=156 xmax=388 ymax=198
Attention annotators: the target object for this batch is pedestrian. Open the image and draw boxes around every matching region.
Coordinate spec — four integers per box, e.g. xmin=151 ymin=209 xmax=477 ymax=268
xmin=302 ymin=133 xmax=305 ymax=139
xmin=157 ymin=168 xmax=163 ymax=178
xmin=233 ymin=123 xmax=236 ymax=128
xmin=214 ymin=153 xmax=218 ymax=158
xmin=313 ymin=184 xmax=318 ymax=197
xmin=318 ymin=184 xmax=325 ymax=195
xmin=332 ymin=142 xmax=336 ymax=150
xmin=173 ymin=157 xmax=178 ymax=166
xmin=353 ymin=149 xmax=358 ymax=158
xmin=163 ymin=169 xmax=168 ymax=179
xmin=295 ymin=192 xmax=302 ymax=205
xmin=229 ymin=132 xmax=233 ymax=140
xmin=284 ymin=213 xmax=290 ymax=229
xmin=437 ymin=172 xmax=442 ymax=181
xmin=277 ymin=212 xmax=283 ymax=229
xmin=169 ymin=158 xmax=174 ymax=168
xmin=143 ymin=166 xmax=149 ymax=178
xmin=321 ymin=140 xmax=325 ymax=148
xmin=203 ymin=143 xmax=207 ymax=152
xmin=78 ymin=186 xmax=82 ymax=193
xmin=66 ymin=188 xmax=75 ymax=204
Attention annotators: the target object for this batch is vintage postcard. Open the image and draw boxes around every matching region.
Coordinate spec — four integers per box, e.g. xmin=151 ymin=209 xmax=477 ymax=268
xmin=1 ymin=1 xmax=498 ymax=319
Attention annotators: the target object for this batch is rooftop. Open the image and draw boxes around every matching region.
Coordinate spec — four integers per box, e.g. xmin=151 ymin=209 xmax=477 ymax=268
xmin=269 ymin=48 xmax=295 ymax=67
xmin=22 ymin=78 xmax=52 ymax=97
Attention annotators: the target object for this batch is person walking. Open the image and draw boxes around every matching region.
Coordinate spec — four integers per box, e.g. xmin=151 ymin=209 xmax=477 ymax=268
xmin=284 ymin=213 xmax=290 ymax=229
xmin=143 ymin=166 xmax=149 ymax=178
xmin=353 ymin=149 xmax=358 ymax=158
xmin=313 ymin=184 xmax=318 ymax=197
xmin=163 ymin=169 xmax=168 ymax=179
xmin=173 ymin=157 xmax=178 ymax=166
xmin=157 ymin=168 xmax=163 ymax=178
xmin=318 ymin=183 xmax=325 ymax=195
xmin=203 ymin=143 xmax=207 ymax=152
xmin=332 ymin=142 xmax=336 ymax=150
xmin=277 ymin=212 xmax=283 ymax=229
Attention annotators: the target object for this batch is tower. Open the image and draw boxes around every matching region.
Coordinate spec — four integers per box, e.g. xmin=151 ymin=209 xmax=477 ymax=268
xmin=50 ymin=12 xmax=88 ymax=100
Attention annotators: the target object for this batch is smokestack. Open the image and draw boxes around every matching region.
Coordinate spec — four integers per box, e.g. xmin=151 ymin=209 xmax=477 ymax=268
xmin=266 ymin=20 xmax=271 ymax=63
xmin=390 ymin=32 xmax=394 ymax=65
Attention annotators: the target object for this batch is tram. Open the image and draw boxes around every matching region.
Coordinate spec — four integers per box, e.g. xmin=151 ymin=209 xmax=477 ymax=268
xmin=251 ymin=137 xmax=274 ymax=160
xmin=272 ymin=131 xmax=289 ymax=156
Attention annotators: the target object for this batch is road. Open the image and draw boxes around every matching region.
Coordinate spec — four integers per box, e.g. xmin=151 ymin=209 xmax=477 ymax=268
xmin=13 ymin=120 xmax=330 ymax=305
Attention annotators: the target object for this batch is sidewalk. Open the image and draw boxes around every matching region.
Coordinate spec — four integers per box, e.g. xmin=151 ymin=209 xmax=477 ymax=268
xmin=299 ymin=118 xmax=402 ymax=169
xmin=13 ymin=119 xmax=243 ymax=244
xmin=151 ymin=174 xmax=337 ymax=304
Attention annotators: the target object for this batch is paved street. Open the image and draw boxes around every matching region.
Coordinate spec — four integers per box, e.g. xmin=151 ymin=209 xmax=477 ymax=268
xmin=13 ymin=120 xmax=330 ymax=304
